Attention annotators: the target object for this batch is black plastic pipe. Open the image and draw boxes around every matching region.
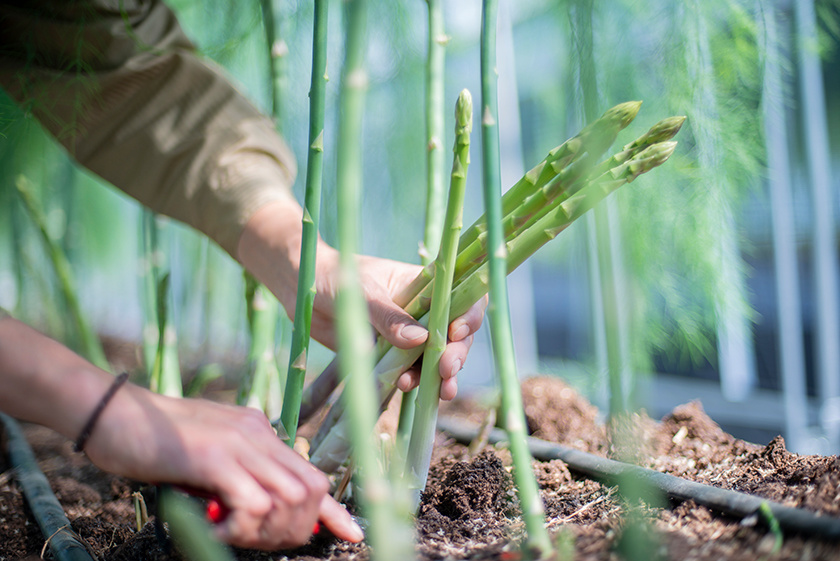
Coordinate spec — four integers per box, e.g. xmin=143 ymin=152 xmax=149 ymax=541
xmin=437 ymin=416 xmax=840 ymax=540
xmin=1 ymin=413 xmax=96 ymax=561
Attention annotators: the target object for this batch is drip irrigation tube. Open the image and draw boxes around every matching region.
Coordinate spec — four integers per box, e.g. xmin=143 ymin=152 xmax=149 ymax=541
xmin=437 ymin=416 xmax=840 ymax=540
xmin=0 ymin=413 xmax=96 ymax=561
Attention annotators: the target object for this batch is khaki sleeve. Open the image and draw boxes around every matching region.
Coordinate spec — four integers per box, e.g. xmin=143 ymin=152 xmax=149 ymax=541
xmin=0 ymin=0 xmax=297 ymax=258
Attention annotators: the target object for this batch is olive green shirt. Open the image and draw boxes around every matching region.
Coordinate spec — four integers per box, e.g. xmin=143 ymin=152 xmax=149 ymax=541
xmin=0 ymin=0 xmax=297 ymax=258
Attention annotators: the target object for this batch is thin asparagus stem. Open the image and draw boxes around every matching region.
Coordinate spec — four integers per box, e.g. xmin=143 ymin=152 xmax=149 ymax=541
xmin=280 ymin=0 xmax=329 ymax=443
xmin=15 ymin=175 xmax=109 ymax=371
xmin=150 ymin=272 xmax=183 ymax=398
xmin=237 ymin=276 xmax=280 ymax=409
xmin=396 ymin=0 xmax=449 ymax=463
xmin=239 ymin=0 xmax=289 ymax=417
xmin=403 ymin=89 xmax=472 ymax=509
xmin=479 ymin=1 xmax=551 ymax=556
xmin=334 ymin=0 xmax=414 ymax=557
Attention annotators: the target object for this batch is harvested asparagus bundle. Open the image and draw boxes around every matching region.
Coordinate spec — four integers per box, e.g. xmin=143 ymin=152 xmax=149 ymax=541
xmin=298 ymin=105 xmax=683 ymax=424
xmin=394 ymin=100 xmax=642 ymax=307
xmin=309 ymin=133 xmax=680 ymax=472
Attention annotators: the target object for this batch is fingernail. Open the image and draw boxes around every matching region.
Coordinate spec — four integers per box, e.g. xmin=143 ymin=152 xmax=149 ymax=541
xmin=450 ymin=322 xmax=469 ymax=341
xmin=448 ymin=359 xmax=462 ymax=379
xmin=348 ymin=519 xmax=365 ymax=542
xmin=401 ymin=324 xmax=428 ymax=342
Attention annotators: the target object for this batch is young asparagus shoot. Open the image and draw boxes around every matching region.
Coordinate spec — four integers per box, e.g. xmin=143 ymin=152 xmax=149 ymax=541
xmin=334 ymin=0 xmax=414 ymax=557
xmin=15 ymin=175 xmax=109 ymax=371
xmin=280 ymin=0 xmax=329 ymax=442
xmin=479 ymin=0 xmax=551 ymax=556
xmin=396 ymin=0 xmax=449 ymax=464
xmin=404 ymin=89 xmax=472 ymax=509
xmin=158 ymin=486 xmax=235 ymax=561
xmin=237 ymin=275 xmax=281 ymax=410
xmin=149 ymin=273 xmax=183 ymax=398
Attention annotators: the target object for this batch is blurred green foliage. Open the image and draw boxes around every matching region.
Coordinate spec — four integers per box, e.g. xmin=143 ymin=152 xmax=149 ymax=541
xmin=0 ymin=0 xmax=837 ymax=388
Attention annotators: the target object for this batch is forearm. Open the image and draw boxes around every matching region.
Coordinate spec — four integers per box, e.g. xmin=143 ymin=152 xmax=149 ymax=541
xmin=0 ymin=316 xmax=117 ymax=441
xmin=237 ymin=199 xmax=339 ymax=319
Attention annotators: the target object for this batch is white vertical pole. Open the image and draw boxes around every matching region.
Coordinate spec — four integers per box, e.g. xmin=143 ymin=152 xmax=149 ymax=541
xmin=794 ymin=0 xmax=840 ymax=451
xmin=762 ymin=1 xmax=810 ymax=453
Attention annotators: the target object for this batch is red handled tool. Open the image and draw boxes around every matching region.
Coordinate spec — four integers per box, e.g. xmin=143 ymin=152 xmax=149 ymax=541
xmin=204 ymin=495 xmax=322 ymax=535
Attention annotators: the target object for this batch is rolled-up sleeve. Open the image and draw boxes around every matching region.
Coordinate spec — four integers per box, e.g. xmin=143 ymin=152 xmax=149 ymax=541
xmin=0 ymin=0 xmax=297 ymax=258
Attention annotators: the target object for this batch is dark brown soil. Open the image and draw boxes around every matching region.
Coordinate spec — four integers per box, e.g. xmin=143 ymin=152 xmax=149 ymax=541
xmin=3 ymin=375 xmax=840 ymax=561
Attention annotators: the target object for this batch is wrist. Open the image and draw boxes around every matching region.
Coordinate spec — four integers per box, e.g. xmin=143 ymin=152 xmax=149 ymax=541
xmin=236 ymin=199 xmax=338 ymax=315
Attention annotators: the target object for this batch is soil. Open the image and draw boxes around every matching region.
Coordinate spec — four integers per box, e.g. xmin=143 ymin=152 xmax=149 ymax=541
xmin=2 ymin=375 xmax=840 ymax=561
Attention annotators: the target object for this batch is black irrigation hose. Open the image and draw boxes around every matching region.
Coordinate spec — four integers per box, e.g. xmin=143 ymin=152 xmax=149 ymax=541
xmin=437 ymin=416 xmax=840 ymax=541
xmin=0 ymin=413 xmax=97 ymax=561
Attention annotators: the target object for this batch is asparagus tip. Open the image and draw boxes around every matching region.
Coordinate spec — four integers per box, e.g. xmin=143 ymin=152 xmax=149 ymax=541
xmin=605 ymin=100 xmax=643 ymax=128
xmin=649 ymin=115 xmax=687 ymax=141
xmin=625 ymin=140 xmax=678 ymax=180
xmin=456 ymin=89 xmax=473 ymax=134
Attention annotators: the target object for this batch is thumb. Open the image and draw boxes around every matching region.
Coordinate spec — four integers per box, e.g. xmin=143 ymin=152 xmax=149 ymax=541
xmin=367 ymin=298 xmax=428 ymax=350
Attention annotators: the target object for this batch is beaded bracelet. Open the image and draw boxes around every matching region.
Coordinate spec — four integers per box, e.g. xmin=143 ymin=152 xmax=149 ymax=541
xmin=74 ymin=372 xmax=130 ymax=453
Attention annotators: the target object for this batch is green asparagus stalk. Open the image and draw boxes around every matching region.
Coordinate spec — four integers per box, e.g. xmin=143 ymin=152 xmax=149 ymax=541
xmin=479 ymin=1 xmax=551 ymax=556
xmin=158 ymin=486 xmax=235 ymax=561
xmin=149 ymin=273 xmax=183 ymax=398
xmin=15 ymin=175 xmax=109 ymax=371
xmin=395 ymin=0 xmax=449 ymax=463
xmin=237 ymin=276 xmax=281 ymax=409
xmin=280 ymin=0 xmax=329 ymax=443
xmin=309 ymin=139 xmax=678 ymax=473
xmin=141 ymin=209 xmax=160 ymax=380
xmin=259 ymin=0 xmax=287 ymax=130
xmin=238 ymin=0 xmax=289 ymax=417
xmin=141 ymin=210 xmax=182 ymax=398
xmin=403 ymin=89 xmax=472 ymax=509
xmin=334 ymin=0 xmax=414 ymax=557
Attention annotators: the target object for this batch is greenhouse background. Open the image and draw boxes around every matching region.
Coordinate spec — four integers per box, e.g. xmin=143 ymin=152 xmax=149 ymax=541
xmin=1 ymin=0 xmax=839 ymax=454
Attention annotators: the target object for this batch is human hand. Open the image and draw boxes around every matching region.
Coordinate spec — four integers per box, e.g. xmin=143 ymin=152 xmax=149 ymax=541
xmin=306 ymin=252 xmax=487 ymax=401
xmin=85 ymin=387 xmax=364 ymax=549
xmin=0 ymin=316 xmax=362 ymax=550
xmin=237 ymin=200 xmax=488 ymax=401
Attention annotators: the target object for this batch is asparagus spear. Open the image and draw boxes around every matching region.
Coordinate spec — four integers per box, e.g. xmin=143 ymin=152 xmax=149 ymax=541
xmin=333 ymin=0 xmax=414 ymax=557
xmin=478 ymin=1 xmax=551 ymax=554
xmin=237 ymin=276 xmax=281 ymax=410
xmin=396 ymin=116 xmax=685 ymax=326
xmin=280 ymin=0 xmax=329 ymax=443
xmin=15 ymin=176 xmax=109 ymax=371
xmin=395 ymin=0 xmax=450 ymax=455
xmin=403 ymin=89 xmax=472 ymax=508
